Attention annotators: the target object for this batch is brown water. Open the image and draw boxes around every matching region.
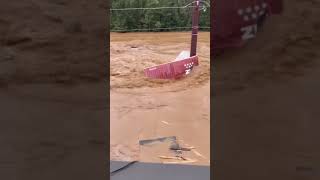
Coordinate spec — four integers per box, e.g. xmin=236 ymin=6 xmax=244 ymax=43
xmin=110 ymin=32 xmax=210 ymax=165
xmin=110 ymin=32 xmax=210 ymax=91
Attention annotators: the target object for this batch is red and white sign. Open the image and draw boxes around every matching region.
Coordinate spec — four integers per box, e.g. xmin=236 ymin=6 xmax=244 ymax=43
xmin=144 ymin=56 xmax=199 ymax=79
xmin=144 ymin=0 xmax=202 ymax=79
xmin=212 ymin=0 xmax=283 ymax=51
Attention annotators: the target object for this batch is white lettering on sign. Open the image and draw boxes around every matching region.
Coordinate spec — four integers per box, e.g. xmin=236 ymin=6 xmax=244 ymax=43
xmin=184 ymin=62 xmax=194 ymax=69
xmin=185 ymin=69 xmax=191 ymax=75
xmin=184 ymin=62 xmax=194 ymax=75
xmin=240 ymin=24 xmax=257 ymax=40
xmin=237 ymin=3 xmax=268 ymax=22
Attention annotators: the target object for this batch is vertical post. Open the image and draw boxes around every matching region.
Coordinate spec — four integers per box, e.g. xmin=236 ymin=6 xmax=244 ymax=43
xmin=190 ymin=0 xmax=201 ymax=57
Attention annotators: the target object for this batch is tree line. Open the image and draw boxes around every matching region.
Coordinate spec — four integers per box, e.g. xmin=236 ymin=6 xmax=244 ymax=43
xmin=110 ymin=0 xmax=210 ymax=32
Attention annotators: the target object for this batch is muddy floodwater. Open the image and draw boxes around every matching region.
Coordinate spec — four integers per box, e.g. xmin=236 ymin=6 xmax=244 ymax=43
xmin=110 ymin=32 xmax=210 ymax=165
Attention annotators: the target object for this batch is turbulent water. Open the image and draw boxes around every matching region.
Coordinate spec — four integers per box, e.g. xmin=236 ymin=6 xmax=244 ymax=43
xmin=110 ymin=32 xmax=211 ymax=165
xmin=110 ymin=32 xmax=210 ymax=92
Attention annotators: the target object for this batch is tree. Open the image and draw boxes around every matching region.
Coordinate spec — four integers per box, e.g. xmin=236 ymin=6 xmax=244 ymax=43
xmin=111 ymin=0 xmax=210 ymax=32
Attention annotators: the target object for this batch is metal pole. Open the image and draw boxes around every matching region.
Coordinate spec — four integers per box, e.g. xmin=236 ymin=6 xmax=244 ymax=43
xmin=190 ymin=0 xmax=201 ymax=57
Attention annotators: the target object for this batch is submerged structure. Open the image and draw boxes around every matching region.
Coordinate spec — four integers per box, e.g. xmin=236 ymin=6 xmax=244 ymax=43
xmin=144 ymin=0 xmax=202 ymax=79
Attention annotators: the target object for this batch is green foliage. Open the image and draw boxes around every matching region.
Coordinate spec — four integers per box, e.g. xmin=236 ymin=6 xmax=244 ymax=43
xmin=110 ymin=0 xmax=210 ymax=32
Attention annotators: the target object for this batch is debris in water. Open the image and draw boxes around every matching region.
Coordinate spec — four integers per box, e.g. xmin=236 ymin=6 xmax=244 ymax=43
xmin=191 ymin=149 xmax=206 ymax=159
xmin=158 ymin=156 xmax=182 ymax=160
xmin=169 ymin=141 xmax=193 ymax=151
xmin=161 ymin=121 xmax=170 ymax=125
xmin=162 ymin=158 xmax=197 ymax=164
xmin=139 ymin=136 xmax=176 ymax=146
xmin=159 ymin=156 xmax=196 ymax=163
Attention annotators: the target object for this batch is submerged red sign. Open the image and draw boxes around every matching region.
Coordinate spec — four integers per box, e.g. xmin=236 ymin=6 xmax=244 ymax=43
xmin=211 ymin=0 xmax=283 ymax=52
xmin=144 ymin=56 xmax=199 ymax=79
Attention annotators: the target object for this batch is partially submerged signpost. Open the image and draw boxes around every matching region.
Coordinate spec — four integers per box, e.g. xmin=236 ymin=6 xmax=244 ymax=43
xmin=144 ymin=0 xmax=201 ymax=79
xmin=190 ymin=0 xmax=200 ymax=57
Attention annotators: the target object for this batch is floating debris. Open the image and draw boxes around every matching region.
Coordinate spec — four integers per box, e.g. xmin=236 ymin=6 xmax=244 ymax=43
xmin=191 ymin=149 xmax=206 ymax=159
xmin=158 ymin=156 xmax=182 ymax=160
xmin=162 ymin=158 xmax=197 ymax=164
xmin=139 ymin=136 xmax=176 ymax=146
xmin=159 ymin=155 xmax=197 ymax=164
xmin=161 ymin=121 xmax=170 ymax=125
xmin=169 ymin=141 xmax=193 ymax=151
